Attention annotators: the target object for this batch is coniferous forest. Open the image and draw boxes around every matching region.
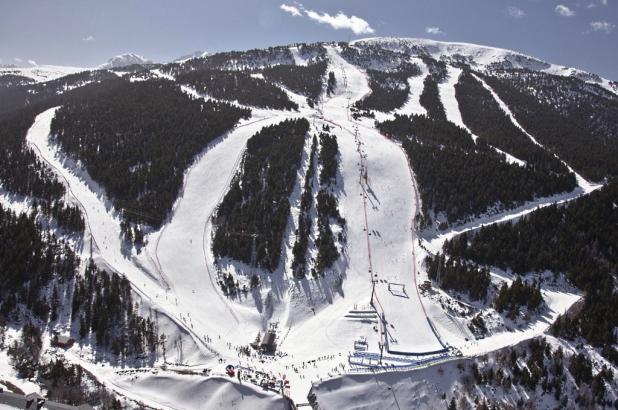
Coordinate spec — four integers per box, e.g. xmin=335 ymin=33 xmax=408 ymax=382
xmin=50 ymin=79 xmax=250 ymax=228
xmin=177 ymin=69 xmax=298 ymax=110
xmin=481 ymin=71 xmax=618 ymax=181
xmin=377 ymin=114 xmax=572 ymax=227
xmin=262 ymin=61 xmax=327 ymax=101
xmin=354 ymin=63 xmax=421 ymax=112
xmin=212 ymin=118 xmax=310 ymax=271
xmin=315 ymin=132 xmax=345 ymax=273
xmin=425 ymin=253 xmax=490 ymax=301
xmin=455 ymin=70 xmax=577 ymax=193
xmin=0 ymin=204 xmax=156 ymax=365
xmin=419 ymin=75 xmax=447 ymax=120
xmin=444 ymin=179 xmax=618 ymax=349
xmin=291 ymin=136 xmax=318 ymax=279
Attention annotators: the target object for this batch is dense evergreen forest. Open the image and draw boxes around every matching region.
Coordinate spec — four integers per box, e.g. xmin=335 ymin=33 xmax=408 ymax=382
xmin=291 ymin=136 xmax=318 ymax=279
xmin=169 ymin=46 xmax=294 ymax=72
xmin=50 ymin=79 xmax=250 ymax=228
xmin=0 ymin=74 xmax=35 ymax=89
xmin=212 ymin=118 xmax=310 ymax=271
xmin=0 ymin=108 xmax=65 ymax=201
xmin=339 ymin=42 xmax=410 ymax=71
xmin=72 ymin=261 xmax=158 ymax=358
xmin=315 ymin=132 xmax=345 ymax=273
xmin=444 ymin=180 xmax=618 ymax=349
xmin=455 ymin=70 xmax=576 ymax=191
xmin=481 ymin=71 xmax=618 ymax=181
xmin=354 ymin=63 xmax=422 ymax=112
xmin=377 ymin=114 xmax=572 ymax=228
xmin=262 ymin=61 xmax=327 ymax=101
xmin=0 ymin=203 xmax=79 ymax=319
xmin=176 ymin=69 xmax=298 ymax=110
xmin=419 ymin=75 xmax=447 ymax=120
xmin=425 ymin=253 xmax=490 ymax=300
xmin=493 ymin=277 xmax=543 ymax=319
xmin=0 ymin=75 xmax=132 ymax=233
xmin=492 ymin=69 xmax=618 ymax=142
xmin=0 ymin=70 xmax=117 ymax=118
xmin=0 ymin=202 xmax=156 ymax=365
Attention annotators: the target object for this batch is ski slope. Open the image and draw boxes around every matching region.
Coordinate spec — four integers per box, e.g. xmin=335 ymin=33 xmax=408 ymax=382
xmin=322 ymin=46 xmax=445 ymax=354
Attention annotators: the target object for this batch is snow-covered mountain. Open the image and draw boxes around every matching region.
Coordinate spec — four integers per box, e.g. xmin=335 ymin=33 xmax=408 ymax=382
xmin=1 ymin=37 xmax=617 ymax=410
xmin=174 ymin=50 xmax=209 ymax=63
xmin=0 ymin=63 xmax=87 ymax=82
xmin=354 ymin=37 xmax=616 ymax=93
xmin=99 ymin=52 xmax=152 ymax=69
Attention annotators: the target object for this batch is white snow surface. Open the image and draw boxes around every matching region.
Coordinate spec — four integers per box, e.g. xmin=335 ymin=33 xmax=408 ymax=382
xmin=113 ymin=374 xmax=287 ymax=410
xmin=0 ymin=64 xmax=87 ymax=82
xmin=353 ymin=37 xmax=617 ymax=94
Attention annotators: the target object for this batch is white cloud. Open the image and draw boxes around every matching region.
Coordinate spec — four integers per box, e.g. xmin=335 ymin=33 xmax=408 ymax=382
xmin=82 ymin=35 xmax=95 ymax=42
xmin=555 ymin=5 xmax=576 ymax=16
xmin=507 ymin=6 xmax=526 ymax=19
xmin=304 ymin=9 xmax=374 ymax=34
xmin=587 ymin=3 xmax=597 ymax=8
xmin=599 ymin=0 xmax=608 ymax=5
xmin=28 ymin=60 xmax=37 ymax=66
xmin=14 ymin=57 xmax=23 ymax=63
xmin=589 ymin=20 xmax=616 ymax=33
xmin=280 ymin=4 xmax=301 ymax=17
xmin=279 ymin=3 xmax=374 ymax=35
xmin=425 ymin=26 xmax=444 ymax=35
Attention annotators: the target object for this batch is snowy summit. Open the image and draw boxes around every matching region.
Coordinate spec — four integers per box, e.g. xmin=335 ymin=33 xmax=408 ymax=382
xmin=99 ymin=53 xmax=152 ymax=69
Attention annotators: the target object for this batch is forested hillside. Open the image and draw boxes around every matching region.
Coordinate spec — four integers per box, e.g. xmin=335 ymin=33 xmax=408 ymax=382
xmin=0 ymin=70 xmax=118 ymax=118
xmin=444 ymin=180 xmax=618 ymax=348
xmin=177 ymin=69 xmax=298 ymax=110
xmin=377 ymin=114 xmax=574 ymax=228
xmin=455 ymin=70 xmax=576 ymax=191
xmin=354 ymin=63 xmax=422 ymax=112
xmin=339 ymin=42 xmax=410 ymax=70
xmin=262 ymin=61 xmax=327 ymax=102
xmin=169 ymin=46 xmax=294 ymax=72
xmin=0 ymin=74 xmax=35 ymax=89
xmin=212 ymin=118 xmax=310 ymax=271
xmin=481 ymin=72 xmax=618 ymax=181
xmin=0 ymin=204 xmax=156 ymax=365
xmin=419 ymin=75 xmax=447 ymax=120
xmin=50 ymin=79 xmax=250 ymax=228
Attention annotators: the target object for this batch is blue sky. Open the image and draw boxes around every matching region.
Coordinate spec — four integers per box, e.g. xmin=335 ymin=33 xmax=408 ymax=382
xmin=1 ymin=0 xmax=616 ymax=79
